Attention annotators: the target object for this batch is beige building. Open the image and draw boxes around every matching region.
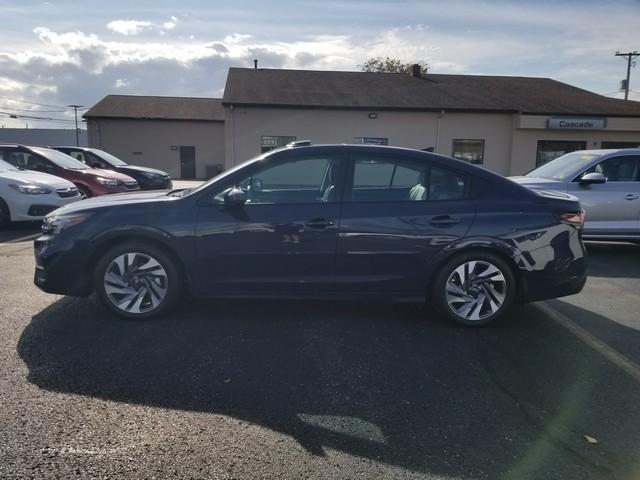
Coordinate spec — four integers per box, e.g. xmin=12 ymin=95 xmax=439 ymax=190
xmin=222 ymin=67 xmax=640 ymax=175
xmin=85 ymin=67 xmax=640 ymax=178
xmin=85 ymin=95 xmax=225 ymax=179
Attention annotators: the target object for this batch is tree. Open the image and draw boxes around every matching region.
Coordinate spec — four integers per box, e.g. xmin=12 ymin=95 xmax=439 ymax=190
xmin=359 ymin=57 xmax=429 ymax=74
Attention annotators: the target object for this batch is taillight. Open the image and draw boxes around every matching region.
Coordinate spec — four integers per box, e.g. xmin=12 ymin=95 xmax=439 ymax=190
xmin=560 ymin=209 xmax=585 ymax=227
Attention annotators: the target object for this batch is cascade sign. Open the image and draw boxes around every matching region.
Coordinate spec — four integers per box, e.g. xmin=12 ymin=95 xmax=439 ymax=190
xmin=547 ymin=117 xmax=606 ymax=130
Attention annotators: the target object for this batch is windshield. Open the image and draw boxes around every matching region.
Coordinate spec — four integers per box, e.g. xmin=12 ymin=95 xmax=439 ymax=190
xmin=526 ymin=152 xmax=602 ymax=180
xmin=89 ymin=148 xmax=127 ymax=166
xmin=31 ymin=147 xmax=90 ymax=170
xmin=0 ymin=159 xmax=19 ymax=172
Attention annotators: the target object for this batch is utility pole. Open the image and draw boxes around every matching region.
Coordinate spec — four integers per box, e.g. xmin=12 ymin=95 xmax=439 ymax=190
xmin=615 ymin=51 xmax=639 ymax=100
xmin=68 ymin=104 xmax=83 ymax=146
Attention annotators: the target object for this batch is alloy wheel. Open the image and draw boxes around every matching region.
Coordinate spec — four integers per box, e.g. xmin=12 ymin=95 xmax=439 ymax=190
xmin=445 ymin=260 xmax=507 ymax=322
xmin=103 ymin=252 xmax=168 ymax=314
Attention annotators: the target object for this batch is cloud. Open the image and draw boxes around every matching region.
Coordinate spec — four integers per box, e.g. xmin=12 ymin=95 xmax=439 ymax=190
xmin=107 ymin=20 xmax=153 ymax=36
xmin=107 ymin=16 xmax=179 ymax=36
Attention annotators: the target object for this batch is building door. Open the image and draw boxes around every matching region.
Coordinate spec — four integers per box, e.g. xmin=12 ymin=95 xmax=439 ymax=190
xmin=180 ymin=146 xmax=196 ymax=179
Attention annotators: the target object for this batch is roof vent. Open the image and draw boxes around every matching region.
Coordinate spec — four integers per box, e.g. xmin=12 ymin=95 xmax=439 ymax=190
xmin=411 ymin=64 xmax=421 ymax=77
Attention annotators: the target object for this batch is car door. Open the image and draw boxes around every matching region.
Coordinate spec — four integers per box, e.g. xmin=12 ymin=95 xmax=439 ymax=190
xmin=336 ymin=152 xmax=476 ymax=297
xmin=194 ymin=151 xmax=346 ymax=296
xmin=567 ymin=154 xmax=640 ymax=236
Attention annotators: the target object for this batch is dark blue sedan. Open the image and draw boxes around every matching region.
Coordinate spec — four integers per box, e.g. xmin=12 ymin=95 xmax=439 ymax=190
xmin=33 ymin=143 xmax=587 ymax=326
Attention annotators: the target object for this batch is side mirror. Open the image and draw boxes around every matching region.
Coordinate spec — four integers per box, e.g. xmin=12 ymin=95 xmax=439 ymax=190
xmin=224 ymin=187 xmax=247 ymax=206
xmin=579 ymin=172 xmax=607 ymax=185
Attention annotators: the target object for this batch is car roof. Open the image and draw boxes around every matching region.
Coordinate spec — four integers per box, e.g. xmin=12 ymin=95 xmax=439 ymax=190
xmin=575 ymin=148 xmax=640 ymax=155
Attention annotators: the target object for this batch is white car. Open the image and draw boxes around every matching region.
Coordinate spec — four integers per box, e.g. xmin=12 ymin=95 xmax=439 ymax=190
xmin=0 ymin=159 xmax=81 ymax=228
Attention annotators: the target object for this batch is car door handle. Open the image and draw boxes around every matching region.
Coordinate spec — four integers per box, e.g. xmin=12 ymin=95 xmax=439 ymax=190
xmin=304 ymin=218 xmax=335 ymax=229
xmin=430 ymin=215 xmax=460 ymax=226
xmin=624 ymin=194 xmax=640 ymax=200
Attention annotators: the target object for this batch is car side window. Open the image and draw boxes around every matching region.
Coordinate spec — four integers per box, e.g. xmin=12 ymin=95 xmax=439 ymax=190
xmin=223 ymin=156 xmax=339 ymax=205
xmin=350 ymin=156 xmax=467 ymax=202
xmin=68 ymin=151 xmax=87 ymax=163
xmin=584 ymin=156 xmax=640 ymax=182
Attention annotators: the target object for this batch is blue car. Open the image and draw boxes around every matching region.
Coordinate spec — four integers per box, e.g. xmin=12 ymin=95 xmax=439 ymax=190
xmin=33 ymin=143 xmax=587 ymax=326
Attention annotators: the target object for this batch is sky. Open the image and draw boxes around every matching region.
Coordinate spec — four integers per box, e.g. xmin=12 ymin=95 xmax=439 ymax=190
xmin=0 ymin=0 xmax=639 ymax=128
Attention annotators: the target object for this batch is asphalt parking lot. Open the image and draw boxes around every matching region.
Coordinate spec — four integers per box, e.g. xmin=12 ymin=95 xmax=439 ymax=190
xmin=1 ymin=220 xmax=640 ymax=479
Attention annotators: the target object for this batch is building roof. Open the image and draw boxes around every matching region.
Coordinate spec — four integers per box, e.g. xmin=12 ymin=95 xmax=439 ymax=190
xmin=84 ymin=95 xmax=225 ymax=121
xmin=222 ymin=67 xmax=640 ymax=117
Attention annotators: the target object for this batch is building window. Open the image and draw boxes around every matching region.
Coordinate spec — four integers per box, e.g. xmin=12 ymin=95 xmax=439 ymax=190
xmin=353 ymin=137 xmax=388 ymax=145
xmin=452 ymin=139 xmax=484 ymax=164
xmin=261 ymin=135 xmax=296 ymax=153
xmin=536 ymin=140 xmax=586 ymax=166
xmin=601 ymin=141 xmax=640 ymax=149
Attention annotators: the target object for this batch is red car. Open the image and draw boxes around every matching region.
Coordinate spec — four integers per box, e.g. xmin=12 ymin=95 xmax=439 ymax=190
xmin=0 ymin=145 xmax=139 ymax=198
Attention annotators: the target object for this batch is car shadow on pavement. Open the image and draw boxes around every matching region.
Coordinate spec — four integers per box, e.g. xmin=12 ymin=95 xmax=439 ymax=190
xmin=585 ymin=241 xmax=640 ymax=278
xmin=17 ymin=297 xmax=640 ymax=478
xmin=0 ymin=221 xmax=41 ymax=243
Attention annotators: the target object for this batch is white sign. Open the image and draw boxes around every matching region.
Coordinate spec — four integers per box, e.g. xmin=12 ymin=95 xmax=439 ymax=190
xmin=548 ymin=117 xmax=606 ymax=130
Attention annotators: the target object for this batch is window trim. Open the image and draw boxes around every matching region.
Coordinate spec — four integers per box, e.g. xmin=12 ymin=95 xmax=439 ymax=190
xmin=570 ymin=153 xmax=640 ymax=183
xmin=204 ymin=151 xmax=349 ymax=206
xmin=451 ymin=139 xmax=485 ymax=165
xmin=536 ymin=140 xmax=587 ymax=168
xmin=344 ymin=152 xmax=470 ymax=203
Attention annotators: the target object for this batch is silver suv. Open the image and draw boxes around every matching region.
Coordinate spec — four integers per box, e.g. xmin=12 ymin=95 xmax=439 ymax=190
xmin=511 ymin=149 xmax=640 ymax=241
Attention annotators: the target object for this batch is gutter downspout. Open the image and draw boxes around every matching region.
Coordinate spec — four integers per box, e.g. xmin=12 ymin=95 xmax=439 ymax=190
xmin=435 ymin=109 xmax=445 ymax=153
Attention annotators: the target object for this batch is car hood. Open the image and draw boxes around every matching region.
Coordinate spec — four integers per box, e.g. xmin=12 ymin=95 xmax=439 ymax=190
xmin=0 ymin=169 xmax=75 ymax=189
xmin=50 ymin=190 xmax=174 ymax=215
xmin=118 ymin=165 xmax=168 ymax=176
xmin=79 ymin=168 xmax=137 ymax=183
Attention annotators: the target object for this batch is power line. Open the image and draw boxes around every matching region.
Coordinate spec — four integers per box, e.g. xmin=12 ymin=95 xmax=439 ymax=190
xmin=0 ymin=95 xmax=89 ymax=110
xmin=0 ymin=111 xmax=76 ymax=122
xmin=0 ymin=104 xmax=69 ymax=113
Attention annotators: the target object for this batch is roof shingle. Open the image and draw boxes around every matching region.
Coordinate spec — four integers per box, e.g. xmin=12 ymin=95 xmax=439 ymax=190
xmin=222 ymin=68 xmax=640 ymax=117
xmin=84 ymin=95 xmax=224 ymax=121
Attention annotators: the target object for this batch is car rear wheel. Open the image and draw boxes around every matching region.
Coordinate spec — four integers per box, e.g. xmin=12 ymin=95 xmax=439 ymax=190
xmin=431 ymin=251 xmax=516 ymax=326
xmin=94 ymin=242 xmax=182 ymax=319
xmin=0 ymin=197 xmax=10 ymax=230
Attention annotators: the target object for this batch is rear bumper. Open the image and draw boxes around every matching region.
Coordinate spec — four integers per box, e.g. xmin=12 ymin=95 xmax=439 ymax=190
xmin=517 ymin=230 xmax=587 ymax=302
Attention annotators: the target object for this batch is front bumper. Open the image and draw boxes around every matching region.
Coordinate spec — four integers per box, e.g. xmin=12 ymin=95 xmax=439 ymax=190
xmin=9 ymin=192 xmax=80 ymax=222
xmin=138 ymin=177 xmax=173 ymax=191
xmin=34 ymin=234 xmax=93 ymax=296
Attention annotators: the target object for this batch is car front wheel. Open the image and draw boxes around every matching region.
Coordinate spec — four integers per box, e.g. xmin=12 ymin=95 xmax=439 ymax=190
xmin=432 ymin=251 xmax=516 ymax=326
xmin=94 ymin=242 xmax=181 ymax=319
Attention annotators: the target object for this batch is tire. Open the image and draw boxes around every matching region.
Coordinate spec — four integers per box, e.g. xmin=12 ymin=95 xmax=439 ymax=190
xmin=77 ymin=185 xmax=92 ymax=199
xmin=431 ymin=251 xmax=516 ymax=327
xmin=94 ymin=241 xmax=182 ymax=319
xmin=0 ymin=197 xmax=10 ymax=230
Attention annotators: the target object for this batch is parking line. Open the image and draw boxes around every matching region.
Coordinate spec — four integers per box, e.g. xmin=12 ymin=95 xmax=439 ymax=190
xmin=0 ymin=232 xmax=40 ymax=246
xmin=538 ymin=302 xmax=640 ymax=383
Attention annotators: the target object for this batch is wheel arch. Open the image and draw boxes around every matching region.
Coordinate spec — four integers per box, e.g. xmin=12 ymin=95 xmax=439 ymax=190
xmin=85 ymin=228 xmax=192 ymax=295
xmin=426 ymin=241 xmax=525 ymax=302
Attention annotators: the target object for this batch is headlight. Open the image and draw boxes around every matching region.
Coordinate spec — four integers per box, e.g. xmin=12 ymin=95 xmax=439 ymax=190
xmin=141 ymin=172 xmax=161 ymax=179
xmin=9 ymin=184 xmax=51 ymax=195
xmin=95 ymin=177 xmax=120 ymax=187
xmin=41 ymin=213 xmax=93 ymax=235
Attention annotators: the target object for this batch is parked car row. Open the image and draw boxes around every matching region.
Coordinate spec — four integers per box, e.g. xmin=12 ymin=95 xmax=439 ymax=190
xmin=0 ymin=144 xmax=172 ymax=228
